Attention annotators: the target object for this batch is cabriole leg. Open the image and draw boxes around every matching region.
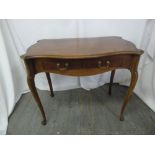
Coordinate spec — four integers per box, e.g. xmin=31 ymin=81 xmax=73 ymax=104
xmin=119 ymin=70 xmax=138 ymax=121
xmin=27 ymin=75 xmax=47 ymax=125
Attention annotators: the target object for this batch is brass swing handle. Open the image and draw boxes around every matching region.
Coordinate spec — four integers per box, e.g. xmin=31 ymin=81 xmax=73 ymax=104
xmin=56 ymin=63 xmax=69 ymax=71
xmin=98 ymin=60 xmax=111 ymax=68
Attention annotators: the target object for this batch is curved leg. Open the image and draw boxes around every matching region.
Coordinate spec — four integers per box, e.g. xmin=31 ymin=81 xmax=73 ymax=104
xmin=45 ymin=72 xmax=54 ymax=97
xmin=27 ymin=76 xmax=47 ymax=125
xmin=109 ymin=70 xmax=115 ymax=95
xmin=119 ymin=70 xmax=138 ymax=121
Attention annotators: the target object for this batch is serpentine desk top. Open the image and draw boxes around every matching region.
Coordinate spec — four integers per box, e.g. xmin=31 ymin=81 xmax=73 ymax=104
xmin=23 ymin=37 xmax=143 ymax=59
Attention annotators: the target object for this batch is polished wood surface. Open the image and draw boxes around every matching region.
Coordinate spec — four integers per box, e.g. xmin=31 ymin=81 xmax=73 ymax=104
xmin=23 ymin=37 xmax=143 ymax=59
xmin=22 ymin=37 xmax=143 ymax=125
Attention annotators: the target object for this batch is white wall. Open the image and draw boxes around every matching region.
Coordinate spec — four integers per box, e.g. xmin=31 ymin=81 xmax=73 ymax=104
xmin=78 ymin=19 xmax=146 ymax=47
xmin=9 ymin=19 xmax=146 ymax=54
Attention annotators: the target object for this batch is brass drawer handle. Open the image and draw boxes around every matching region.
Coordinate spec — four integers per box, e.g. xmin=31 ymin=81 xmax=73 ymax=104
xmin=98 ymin=60 xmax=111 ymax=68
xmin=98 ymin=61 xmax=102 ymax=68
xmin=106 ymin=60 xmax=111 ymax=68
xmin=57 ymin=63 xmax=69 ymax=71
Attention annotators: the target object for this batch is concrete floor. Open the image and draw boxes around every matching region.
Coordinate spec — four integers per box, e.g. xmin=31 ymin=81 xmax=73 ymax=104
xmin=7 ymin=84 xmax=155 ymax=135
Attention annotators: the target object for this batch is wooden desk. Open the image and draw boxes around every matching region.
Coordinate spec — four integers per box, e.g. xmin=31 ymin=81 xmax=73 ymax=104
xmin=22 ymin=37 xmax=143 ymax=125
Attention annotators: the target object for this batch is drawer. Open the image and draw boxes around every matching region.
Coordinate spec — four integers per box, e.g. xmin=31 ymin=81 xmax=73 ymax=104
xmin=34 ymin=58 xmax=82 ymax=72
xmin=82 ymin=55 xmax=132 ymax=69
xmin=33 ymin=55 xmax=132 ymax=73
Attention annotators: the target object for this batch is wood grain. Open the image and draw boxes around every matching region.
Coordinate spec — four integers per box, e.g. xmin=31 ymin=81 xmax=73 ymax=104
xmin=22 ymin=37 xmax=143 ymax=59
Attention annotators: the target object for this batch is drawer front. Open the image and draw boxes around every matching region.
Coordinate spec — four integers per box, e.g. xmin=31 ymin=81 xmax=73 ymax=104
xmin=33 ymin=55 xmax=132 ymax=74
xmin=34 ymin=58 xmax=82 ymax=72
xmin=82 ymin=55 xmax=132 ymax=69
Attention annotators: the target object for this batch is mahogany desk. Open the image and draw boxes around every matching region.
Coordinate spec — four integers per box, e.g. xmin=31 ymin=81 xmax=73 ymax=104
xmin=22 ymin=37 xmax=143 ymax=125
